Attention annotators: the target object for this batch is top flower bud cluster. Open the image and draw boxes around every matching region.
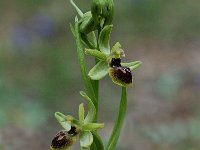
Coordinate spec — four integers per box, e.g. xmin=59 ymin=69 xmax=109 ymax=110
xmin=78 ymin=0 xmax=114 ymax=33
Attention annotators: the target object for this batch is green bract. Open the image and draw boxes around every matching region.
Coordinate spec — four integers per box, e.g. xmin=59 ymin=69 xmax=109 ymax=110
xmin=54 ymin=91 xmax=104 ymax=149
xmin=85 ymin=25 xmax=142 ymax=86
xmin=70 ymin=0 xmax=97 ymax=34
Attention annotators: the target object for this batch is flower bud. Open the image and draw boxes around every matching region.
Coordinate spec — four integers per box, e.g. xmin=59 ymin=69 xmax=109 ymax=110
xmin=91 ymin=0 xmax=114 ymax=28
xmin=103 ymin=0 xmax=114 ymax=26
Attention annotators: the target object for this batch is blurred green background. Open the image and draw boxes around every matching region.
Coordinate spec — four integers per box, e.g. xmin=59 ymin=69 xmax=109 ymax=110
xmin=0 ymin=0 xmax=200 ymax=149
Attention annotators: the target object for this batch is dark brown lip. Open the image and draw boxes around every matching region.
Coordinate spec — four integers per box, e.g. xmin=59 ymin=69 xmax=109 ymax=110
xmin=51 ymin=130 xmax=74 ymax=149
xmin=110 ymin=66 xmax=132 ymax=85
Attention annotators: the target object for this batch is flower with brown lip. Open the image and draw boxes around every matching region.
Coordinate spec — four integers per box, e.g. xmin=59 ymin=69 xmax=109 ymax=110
xmin=85 ymin=25 xmax=141 ymax=87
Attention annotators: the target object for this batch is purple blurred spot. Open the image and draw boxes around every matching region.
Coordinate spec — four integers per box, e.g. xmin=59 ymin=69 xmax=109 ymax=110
xmin=29 ymin=14 xmax=55 ymax=38
xmin=11 ymin=26 xmax=32 ymax=50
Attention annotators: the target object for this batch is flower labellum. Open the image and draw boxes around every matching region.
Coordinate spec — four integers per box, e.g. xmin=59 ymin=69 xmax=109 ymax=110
xmin=50 ymin=130 xmax=77 ymax=150
xmin=109 ymin=58 xmax=133 ymax=86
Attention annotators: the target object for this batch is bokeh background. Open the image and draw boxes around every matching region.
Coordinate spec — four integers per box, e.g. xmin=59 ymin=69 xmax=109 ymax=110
xmin=0 ymin=0 xmax=200 ymax=149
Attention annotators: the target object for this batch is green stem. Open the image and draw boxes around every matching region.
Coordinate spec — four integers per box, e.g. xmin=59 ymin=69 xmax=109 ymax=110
xmin=75 ymin=19 xmax=103 ymax=150
xmin=75 ymin=19 xmax=97 ymax=109
xmin=90 ymin=35 xmax=101 ymax=150
xmin=92 ymin=58 xmax=99 ymax=119
xmin=106 ymin=87 xmax=127 ymax=150
xmin=91 ymin=29 xmax=101 ymax=121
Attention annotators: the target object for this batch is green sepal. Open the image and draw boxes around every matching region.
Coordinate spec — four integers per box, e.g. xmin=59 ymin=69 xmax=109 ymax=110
xmin=98 ymin=25 xmax=113 ymax=55
xmin=83 ymin=123 xmax=104 ymax=131
xmin=88 ymin=61 xmax=109 ymax=80
xmin=79 ymin=103 xmax=85 ymax=124
xmin=121 ymin=61 xmax=142 ymax=71
xmin=55 ymin=112 xmax=71 ymax=131
xmin=70 ymin=0 xmax=83 ymax=17
xmin=80 ymin=131 xmax=93 ymax=148
xmin=85 ymin=49 xmax=107 ymax=61
xmin=80 ymin=91 xmax=96 ymax=123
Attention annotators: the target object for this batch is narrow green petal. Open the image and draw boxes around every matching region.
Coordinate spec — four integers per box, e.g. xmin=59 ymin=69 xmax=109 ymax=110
xmin=121 ymin=61 xmax=142 ymax=71
xmin=80 ymin=91 xmax=96 ymax=123
xmin=79 ymin=103 xmax=85 ymax=124
xmin=98 ymin=25 xmax=113 ymax=55
xmin=85 ymin=49 xmax=107 ymax=61
xmin=80 ymin=131 xmax=93 ymax=148
xmin=83 ymin=123 xmax=104 ymax=131
xmin=70 ymin=0 xmax=83 ymax=17
xmin=55 ymin=112 xmax=71 ymax=131
xmin=88 ymin=61 xmax=109 ymax=80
